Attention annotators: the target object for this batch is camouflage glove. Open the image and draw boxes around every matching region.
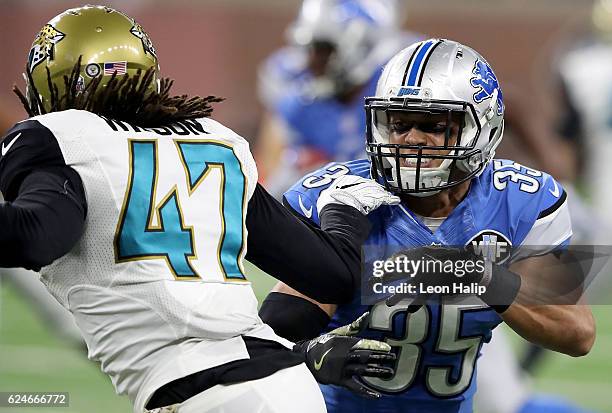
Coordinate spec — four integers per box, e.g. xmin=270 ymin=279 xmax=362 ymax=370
xmin=293 ymin=313 xmax=395 ymax=398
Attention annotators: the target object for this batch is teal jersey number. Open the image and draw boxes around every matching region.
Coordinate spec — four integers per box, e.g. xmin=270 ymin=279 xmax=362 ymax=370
xmin=115 ymin=139 xmax=247 ymax=281
xmin=175 ymin=140 xmax=247 ymax=280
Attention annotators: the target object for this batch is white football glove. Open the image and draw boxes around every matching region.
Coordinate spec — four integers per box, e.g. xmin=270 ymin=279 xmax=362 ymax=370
xmin=317 ymin=175 xmax=401 ymax=215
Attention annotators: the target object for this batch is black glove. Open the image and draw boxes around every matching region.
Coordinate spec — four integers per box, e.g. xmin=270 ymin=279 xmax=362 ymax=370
xmin=293 ymin=314 xmax=395 ymax=398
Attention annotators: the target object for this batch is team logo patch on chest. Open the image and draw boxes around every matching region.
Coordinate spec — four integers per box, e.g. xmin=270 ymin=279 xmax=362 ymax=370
xmin=28 ymin=24 xmax=66 ymax=72
xmin=466 ymin=230 xmax=512 ymax=263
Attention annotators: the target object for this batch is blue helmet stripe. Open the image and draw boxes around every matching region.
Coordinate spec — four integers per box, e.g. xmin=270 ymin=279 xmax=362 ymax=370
xmin=406 ymin=39 xmax=436 ymax=86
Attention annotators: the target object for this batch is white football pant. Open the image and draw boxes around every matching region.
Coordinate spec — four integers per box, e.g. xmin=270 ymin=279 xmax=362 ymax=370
xmin=165 ymin=363 xmax=326 ymax=413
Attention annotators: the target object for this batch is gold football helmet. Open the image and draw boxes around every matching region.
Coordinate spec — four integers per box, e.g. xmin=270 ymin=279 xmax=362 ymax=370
xmin=25 ymin=5 xmax=160 ymax=113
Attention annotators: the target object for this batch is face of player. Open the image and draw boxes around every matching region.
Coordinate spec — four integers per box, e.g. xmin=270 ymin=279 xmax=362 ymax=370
xmin=387 ymin=111 xmax=461 ymax=169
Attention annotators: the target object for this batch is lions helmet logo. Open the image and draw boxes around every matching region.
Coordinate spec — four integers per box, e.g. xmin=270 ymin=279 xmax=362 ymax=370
xmin=470 ymin=59 xmax=504 ymax=116
xmin=28 ymin=24 xmax=66 ymax=72
xmin=130 ymin=22 xmax=157 ymax=58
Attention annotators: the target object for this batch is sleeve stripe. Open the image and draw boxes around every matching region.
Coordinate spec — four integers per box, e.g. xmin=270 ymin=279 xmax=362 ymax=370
xmin=537 ymin=189 xmax=567 ymax=220
xmin=520 ymin=197 xmax=572 ymax=247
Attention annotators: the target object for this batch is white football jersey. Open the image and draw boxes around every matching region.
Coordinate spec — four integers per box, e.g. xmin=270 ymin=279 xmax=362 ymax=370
xmin=30 ymin=110 xmax=291 ymax=412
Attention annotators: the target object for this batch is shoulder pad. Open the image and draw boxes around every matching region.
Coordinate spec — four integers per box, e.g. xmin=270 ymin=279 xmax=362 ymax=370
xmin=283 ymin=159 xmax=370 ymax=225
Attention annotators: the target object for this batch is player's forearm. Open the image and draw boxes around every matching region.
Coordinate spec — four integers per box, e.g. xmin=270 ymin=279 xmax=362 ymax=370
xmin=500 ymin=304 xmax=595 ymax=357
xmin=246 ymin=184 xmax=370 ymax=303
xmin=490 ymin=258 xmax=595 ymax=356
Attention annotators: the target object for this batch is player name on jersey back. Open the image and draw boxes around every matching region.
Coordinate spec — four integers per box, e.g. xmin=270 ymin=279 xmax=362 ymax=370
xmin=103 ymin=116 xmax=209 ymax=136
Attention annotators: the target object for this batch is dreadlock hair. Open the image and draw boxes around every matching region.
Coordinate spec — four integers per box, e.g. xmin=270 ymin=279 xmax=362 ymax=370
xmin=13 ymin=56 xmax=224 ymax=127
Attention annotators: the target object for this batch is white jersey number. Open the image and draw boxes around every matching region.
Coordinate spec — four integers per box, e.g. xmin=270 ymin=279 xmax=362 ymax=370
xmin=363 ymin=301 xmax=486 ymax=397
xmin=302 ymin=164 xmax=350 ymax=188
xmin=493 ymin=160 xmax=542 ymax=194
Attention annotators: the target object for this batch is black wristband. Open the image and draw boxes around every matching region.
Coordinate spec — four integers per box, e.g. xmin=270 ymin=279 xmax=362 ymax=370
xmin=259 ymin=292 xmax=331 ymax=342
xmin=292 ymin=339 xmax=309 ymax=355
xmin=320 ymin=204 xmax=371 ymax=244
xmin=482 ymin=264 xmax=522 ymax=313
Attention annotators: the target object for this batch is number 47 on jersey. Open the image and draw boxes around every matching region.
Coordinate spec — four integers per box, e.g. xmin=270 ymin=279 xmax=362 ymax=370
xmin=114 ymin=139 xmax=247 ymax=281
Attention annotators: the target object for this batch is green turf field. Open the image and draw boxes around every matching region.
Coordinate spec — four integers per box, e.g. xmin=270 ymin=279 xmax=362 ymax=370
xmin=0 ymin=264 xmax=610 ymax=413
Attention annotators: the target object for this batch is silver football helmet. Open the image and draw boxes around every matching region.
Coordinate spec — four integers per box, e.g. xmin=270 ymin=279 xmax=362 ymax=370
xmin=366 ymin=39 xmax=505 ymax=196
xmin=288 ymin=0 xmax=404 ymax=97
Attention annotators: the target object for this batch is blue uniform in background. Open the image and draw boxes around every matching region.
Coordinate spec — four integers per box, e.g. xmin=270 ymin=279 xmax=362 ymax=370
xmin=275 ymin=72 xmax=378 ymax=161
xmin=284 ymin=159 xmax=572 ymax=413
xmin=259 ymin=46 xmax=379 ymax=161
xmin=258 ymin=32 xmax=423 ymax=163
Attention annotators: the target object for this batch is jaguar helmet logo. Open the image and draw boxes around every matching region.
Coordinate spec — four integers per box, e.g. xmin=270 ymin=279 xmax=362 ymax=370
xmin=470 ymin=59 xmax=504 ymax=116
xmin=130 ymin=22 xmax=157 ymax=58
xmin=28 ymin=24 xmax=66 ymax=72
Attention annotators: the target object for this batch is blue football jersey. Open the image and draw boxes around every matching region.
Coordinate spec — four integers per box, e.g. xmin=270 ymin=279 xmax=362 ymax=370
xmin=258 ymin=46 xmax=313 ymax=113
xmin=275 ymin=74 xmax=378 ymax=162
xmin=284 ymin=159 xmax=572 ymax=413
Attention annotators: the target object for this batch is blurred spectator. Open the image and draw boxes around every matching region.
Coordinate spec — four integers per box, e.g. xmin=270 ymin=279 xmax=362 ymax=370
xmin=511 ymin=0 xmax=612 ymax=385
xmin=555 ymin=0 xmax=612 ymax=232
xmin=255 ymin=0 xmax=422 ymax=197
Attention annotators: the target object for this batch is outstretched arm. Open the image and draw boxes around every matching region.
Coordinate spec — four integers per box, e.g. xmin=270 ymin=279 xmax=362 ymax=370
xmin=246 ymin=176 xmax=399 ymax=304
xmin=245 ymin=183 xmax=370 ymax=304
